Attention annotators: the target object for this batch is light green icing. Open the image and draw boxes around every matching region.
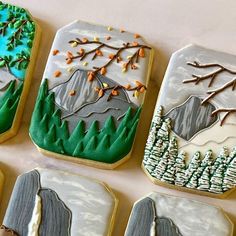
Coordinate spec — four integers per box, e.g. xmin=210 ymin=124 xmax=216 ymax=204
xmin=0 ymin=1 xmax=36 ymax=134
xmin=30 ymin=80 xmax=141 ymax=164
xmin=143 ymin=106 xmax=236 ymax=194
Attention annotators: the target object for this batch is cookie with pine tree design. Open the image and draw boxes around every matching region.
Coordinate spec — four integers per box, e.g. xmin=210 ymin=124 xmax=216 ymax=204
xmin=143 ymin=44 xmax=236 ymax=198
xmin=29 ymin=20 xmax=154 ymax=169
xmin=0 ymin=1 xmax=40 ymax=142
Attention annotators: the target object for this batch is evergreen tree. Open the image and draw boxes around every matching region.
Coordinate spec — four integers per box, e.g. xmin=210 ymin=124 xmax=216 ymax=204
xmin=209 ymin=164 xmax=225 ymax=194
xmin=157 ymin=117 xmax=171 ymax=142
xmin=161 ymin=136 xmax=178 ymax=184
xmin=153 ymin=150 xmax=169 ymax=179
xmin=211 ymin=147 xmax=228 ymax=174
xmin=186 ymin=171 xmax=199 ymax=189
xmin=188 ymin=150 xmax=213 ymax=191
xmin=184 ymin=151 xmax=201 ymax=186
xmin=143 ymin=106 xmax=163 ymax=172
xmin=199 ymin=150 xmax=213 ymax=172
xmin=197 ymin=166 xmax=211 ymax=191
xmin=149 ymin=117 xmax=172 ymax=178
xmin=223 ymin=147 xmax=236 ymax=191
xmin=145 ymin=139 xmax=164 ymax=174
xmin=175 ymin=151 xmax=187 ymax=186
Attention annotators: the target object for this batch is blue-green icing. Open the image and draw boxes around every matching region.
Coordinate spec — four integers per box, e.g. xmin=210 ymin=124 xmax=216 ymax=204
xmin=0 ymin=4 xmax=34 ymax=79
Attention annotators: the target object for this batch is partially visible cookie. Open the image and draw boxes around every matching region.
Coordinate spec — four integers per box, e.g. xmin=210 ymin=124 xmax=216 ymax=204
xmin=0 ymin=2 xmax=40 ymax=142
xmin=125 ymin=192 xmax=233 ymax=236
xmin=29 ymin=20 xmax=154 ymax=169
xmin=143 ymin=45 xmax=236 ymax=197
xmin=2 ymin=168 xmax=118 ymax=236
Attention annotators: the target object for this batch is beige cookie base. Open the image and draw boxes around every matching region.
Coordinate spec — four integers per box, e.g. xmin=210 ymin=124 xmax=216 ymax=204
xmin=100 ymin=182 xmax=119 ymax=236
xmin=0 ymin=18 xmax=41 ymax=143
xmin=142 ymin=164 xmax=235 ymax=199
xmin=0 ymin=169 xmax=4 ymax=200
xmin=31 ymin=136 xmax=134 ymax=169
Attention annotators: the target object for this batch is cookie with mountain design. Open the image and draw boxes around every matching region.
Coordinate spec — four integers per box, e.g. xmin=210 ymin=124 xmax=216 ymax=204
xmin=29 ymin=20 xmax=154 ymax=169
xmin=143 ymin=45 xmax=236 ymax=197
xmin=2 ymin=168 xmax=118 ymax=236
xmin=0 ymin=2 xmax=40 ymax=142
xmin=125 ymin=192 xmax=233 ymax=236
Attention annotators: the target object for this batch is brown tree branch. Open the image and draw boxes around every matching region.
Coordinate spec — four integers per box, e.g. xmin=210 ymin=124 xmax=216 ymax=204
xmin=67 ymin=38 xmax=151 ymax=75
xmin=183 ymin=61 xmax=236 ymax=87
xmin=202 ymin=78 xmax=236 ymax=104
xmin=211 ymin=108 xmax=236 ymax=126
xmin=96 ymin=83 xmax=146 ymax=101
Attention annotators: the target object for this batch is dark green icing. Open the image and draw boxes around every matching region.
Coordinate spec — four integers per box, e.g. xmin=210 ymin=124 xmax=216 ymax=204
xmin=30 ymin=80 xmax=141 ymax=163
xmin=0 ymin=80 xmax=22 ymax=133
xmin=0 ymin=1 xmax=36 ymax=134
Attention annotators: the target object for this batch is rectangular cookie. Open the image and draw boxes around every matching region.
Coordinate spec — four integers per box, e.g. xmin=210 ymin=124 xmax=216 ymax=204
xmin=143 ymin=45 xmax=236 ymax=197
xmin=125 ymin=192 xmax=233 ymax=236
xmin=0 ymin=1 xmax=40 ymax=142
xmin=2 ymin=168 xmax=117 ymax=236
xmin=30 ymin=20 xmax=153 ymax=169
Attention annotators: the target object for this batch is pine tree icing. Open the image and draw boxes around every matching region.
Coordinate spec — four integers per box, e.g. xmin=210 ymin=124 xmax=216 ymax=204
xmin=143 ymin=106 xmax=236 ymax=194
xmin=143 ymin=106 xmax=163 ymax=173
xmin=223 ymin=147 xmax=236 ymax=190
xmin=175 ymin=151 xmax=187 ymax=186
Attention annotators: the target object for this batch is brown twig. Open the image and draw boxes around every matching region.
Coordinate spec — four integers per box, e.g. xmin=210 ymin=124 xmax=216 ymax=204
xmin=9 ymin=20 xmax=28 ymax=46
xmin=202 ymin=78 xmax=236 ymax=104
xmin=96 ymin=83 xmax=146 ymax=101
xmin=67 ymin=38 xmax=151 ymax=75
xmin=0 ymin=18 xmax=16 ymax=36
xmin=211 ymin=108 xmax=236 ymax=126
xmin=183 ymin=61 xmax=236 ymax=87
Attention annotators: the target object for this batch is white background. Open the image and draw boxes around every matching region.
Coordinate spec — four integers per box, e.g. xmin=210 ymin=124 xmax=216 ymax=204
xmin=1 ymin=0 xmax=236 ymax=235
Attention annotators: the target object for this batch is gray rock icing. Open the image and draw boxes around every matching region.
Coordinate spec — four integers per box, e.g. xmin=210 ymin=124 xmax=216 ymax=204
xmin=38 ymin=189 xmax=71 ymax=236
xmin=165 ymin=96 xmax=217 ymax=141
xmin=50 ymin=68 xmax=137 ymax=131
xmin=156 ymin=218 xmax=183 ymax=236
xmin=148 ymin=192 xmax=233 ymax=236
xmin=3 ymin=170 xmax=40 ymax=236
xmin=125 ymin=197 xmax=182 ymax=236
xmin=3 ymin=170 xmax=72 ymax=236
xmin=0 ymin=68 xmax=18 ymax=92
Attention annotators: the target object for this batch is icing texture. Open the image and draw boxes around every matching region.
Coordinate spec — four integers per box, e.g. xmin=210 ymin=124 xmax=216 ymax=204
xmin=0 ymin=1 xmax=35 ymax=134
xmin=3 ymin=168 xmax=117 ymax=236
xmin=143 ymin=106 xmax=236 ymax=194
xmin=125 ymin=193 xmax=233 ymax=236
xmin=125 ymin=197 xmax=182 ymax=236
xmin=30 ymin=20 xmax=153 ymax=165
xmin=143 ymin=45 xmax=236 ymax=196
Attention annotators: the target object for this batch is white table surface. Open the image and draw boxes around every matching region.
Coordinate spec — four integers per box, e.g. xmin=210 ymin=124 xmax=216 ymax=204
xmin=1 ymin=0 xmax=236 ymax=235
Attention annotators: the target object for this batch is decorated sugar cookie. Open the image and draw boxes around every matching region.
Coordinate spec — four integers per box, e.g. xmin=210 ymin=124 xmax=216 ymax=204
xmin=2 ymin=168 xmax=117 ymax=236
xmin=125 ymin=192 xmax=233 ymax=236
xmin=143 ymin=45 xmax=236 ymax=197
xmin=29 ymin=20 xmax=153 ymax=169
xmin=0 ymin=2 xmax=40 ymax=142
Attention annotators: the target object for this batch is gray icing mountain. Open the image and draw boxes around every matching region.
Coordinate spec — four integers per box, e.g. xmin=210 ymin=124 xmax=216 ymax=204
xmin=125 ymin=197 xmax=182 ymax=236
xmin=165 ymin=96 xmax=217 ymax=141
xmin=0 ymin=68 xmax=18 ymax=91
xmin=50 ymin=69 xmax=137 ymax=131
